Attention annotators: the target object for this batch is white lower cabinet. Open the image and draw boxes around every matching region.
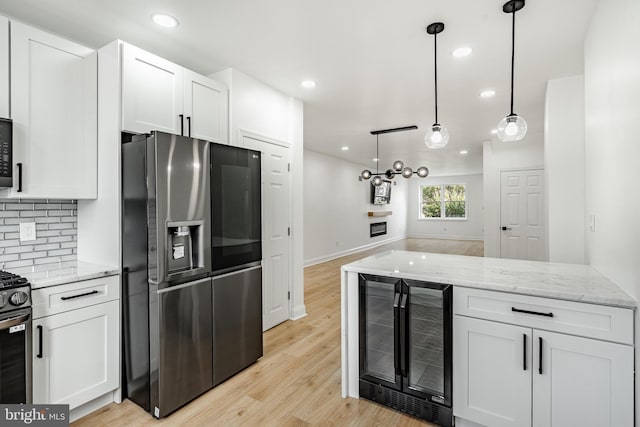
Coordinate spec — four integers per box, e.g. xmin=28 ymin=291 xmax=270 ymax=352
xmin=32 ymin=299 xmax=119 ymax=409
xmin=454 ymin=314 xmax=634 ymax=427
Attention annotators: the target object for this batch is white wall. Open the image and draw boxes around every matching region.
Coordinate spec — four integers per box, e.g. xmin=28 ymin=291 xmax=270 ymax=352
xmin=210 ymin=68 xmax=306 ymax=319
xmin=483 ymin=133 xmax=545 ymax=258
xmin=406 ymin=174 xmax=483 ymax=241
xmin=303 ymin=149 xmax=408 ymax=266
xmin=584 ymin=0 xmax=640 ymax=416
xmin=544 ymin=75 xmax=585 ymax=264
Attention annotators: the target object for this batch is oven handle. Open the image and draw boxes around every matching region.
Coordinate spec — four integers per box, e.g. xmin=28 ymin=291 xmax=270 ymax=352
xmin=0 ymin=312 xmax=31 ymax=331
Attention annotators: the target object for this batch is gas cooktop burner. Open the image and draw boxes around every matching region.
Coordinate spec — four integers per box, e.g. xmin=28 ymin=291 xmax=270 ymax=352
xmin=0 ymin=271 xmax=29 ymax=290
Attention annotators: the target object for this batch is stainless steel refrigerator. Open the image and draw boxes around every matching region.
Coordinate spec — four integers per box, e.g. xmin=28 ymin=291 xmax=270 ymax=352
xmin=122 ymin=131 xmax=213 ymax=418
xmin=210 ymin=143 xmax=263 ymax=386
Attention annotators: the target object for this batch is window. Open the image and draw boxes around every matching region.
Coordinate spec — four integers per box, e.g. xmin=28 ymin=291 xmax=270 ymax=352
xmin=419 ymin=184 xmax=466 ymax=219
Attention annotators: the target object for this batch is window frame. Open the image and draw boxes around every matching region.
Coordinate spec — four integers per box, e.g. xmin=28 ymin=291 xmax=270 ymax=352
xmin=418 ymin=183 xmax=468 ymax=221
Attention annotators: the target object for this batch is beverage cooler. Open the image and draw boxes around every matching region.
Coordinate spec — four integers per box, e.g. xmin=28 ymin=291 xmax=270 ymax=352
xmin=358 ymin=274 xmax=453 ymax=426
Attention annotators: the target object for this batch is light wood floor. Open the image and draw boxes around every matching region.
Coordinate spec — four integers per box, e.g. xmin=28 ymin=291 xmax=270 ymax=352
xmin=74 ymin=238 xmax=483 ymax=427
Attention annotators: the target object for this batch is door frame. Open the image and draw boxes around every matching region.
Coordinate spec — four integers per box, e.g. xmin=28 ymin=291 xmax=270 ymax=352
xmin=498 ymin=166 xmax=545 ymax=260
xmin=237 ymin=128 xmax=293 ymax=323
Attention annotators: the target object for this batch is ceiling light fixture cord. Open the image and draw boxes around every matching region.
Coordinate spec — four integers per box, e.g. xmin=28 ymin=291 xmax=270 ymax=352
xmin=434 ymin=30 xmax=438 ymax=123
xmin=510 ymin=7 xmax=515 ymax=115
xmin=376 ymin=134 xmax=380 ymax=175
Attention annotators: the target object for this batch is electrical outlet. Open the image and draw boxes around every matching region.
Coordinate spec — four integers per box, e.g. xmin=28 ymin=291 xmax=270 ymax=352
xmin=19 ymin=222 xmax=36 ymax=242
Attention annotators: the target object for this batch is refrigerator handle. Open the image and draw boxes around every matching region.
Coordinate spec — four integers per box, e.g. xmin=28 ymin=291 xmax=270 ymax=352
xmin=399 ymin=293 xmax=408 ymax=377
xmin=393 ymin=292 xmax=401 ymax=375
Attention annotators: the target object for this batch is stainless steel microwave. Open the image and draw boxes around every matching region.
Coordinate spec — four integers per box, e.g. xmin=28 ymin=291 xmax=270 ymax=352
xmin=0 ymin=118 xmax=12 ymax=188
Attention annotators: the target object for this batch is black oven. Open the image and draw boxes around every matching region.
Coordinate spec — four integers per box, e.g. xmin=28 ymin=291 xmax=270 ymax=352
xmin=210 ymin=143 xmax=262 ymax=273
xmin=0 ymin=118 xmax=13 ymax=188
xmin=0 ymin=307 xmax=32 ymax=404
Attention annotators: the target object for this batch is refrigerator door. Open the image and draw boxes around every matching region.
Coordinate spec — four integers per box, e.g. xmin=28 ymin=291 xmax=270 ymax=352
xmin=358 ymin=274 xmax=402 ymax=390
xmin=212 ymin=266 xmax=263 ymax=385
xmin=148 ymin=131 xmax=211 ymax=286
xmin=401 ymin=280 xmax=452 ymax=406
xmin=151 ymin=277 xmax=213 ymax=418
xmin=210 ymin=143 xmax=261 ymax=273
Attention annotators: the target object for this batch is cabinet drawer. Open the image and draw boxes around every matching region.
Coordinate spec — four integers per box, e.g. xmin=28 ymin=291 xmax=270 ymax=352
xmin=32 ymin=275 xmax=119 ymax=319
xmin=454 ymin=287 xmax=633 ymax=345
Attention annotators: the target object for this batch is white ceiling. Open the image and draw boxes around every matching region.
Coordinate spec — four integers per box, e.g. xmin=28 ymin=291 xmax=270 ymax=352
xmin=0 ymin=0 xmax=598 ymax=175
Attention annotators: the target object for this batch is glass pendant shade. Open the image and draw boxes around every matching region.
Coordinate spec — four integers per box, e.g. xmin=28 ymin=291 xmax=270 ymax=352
xmin=361 ymin=169 xmax=372 ymax=180
xmin=496 ymin=114 xmax=527 ymax=142
xmin=416 ymin=166 xmax=429 ymax=178
xmin=401 ymin=167 xmax=413 ymax=178
xmin=392 ymin=160 xmax=404 ymax=171
xmin=372 ymin=175 xmax=383 ymax=186
xmin=424 ymin=124 xmax=450 ymax=149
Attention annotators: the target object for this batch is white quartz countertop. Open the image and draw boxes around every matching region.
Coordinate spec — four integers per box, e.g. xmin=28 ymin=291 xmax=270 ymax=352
xmin=341 ymin=250 xmax=636 ymax=308
xmin=8 ymin=260 xmax=120 ymax=289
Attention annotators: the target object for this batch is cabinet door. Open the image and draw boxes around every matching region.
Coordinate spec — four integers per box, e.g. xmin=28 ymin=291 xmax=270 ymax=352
xmin=453 ymin=316 xmax=532 ymax=427
xmin=32 ymin=300 xmax=119 ymax=409
xmin=183 ymin=70 xmax=228 ymax=143
xmin=122 ymin=43 xmax=184 ymax=135
xmin=533 ymin=330 xmax=634 ymax=427
xmin=0 ymin=16 xmax=8 ymax=118
xmin=9 ymin=22 xmax=97 ymax=199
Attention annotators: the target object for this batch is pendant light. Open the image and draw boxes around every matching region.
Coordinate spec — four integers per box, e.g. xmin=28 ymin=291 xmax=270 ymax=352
xmin=496 ymin=0 xmax=528 ymax=142
xmin=425 ymin=22 xmax=449 ymax=149
xmin=360 ymin=126 xmax=429 ymax=186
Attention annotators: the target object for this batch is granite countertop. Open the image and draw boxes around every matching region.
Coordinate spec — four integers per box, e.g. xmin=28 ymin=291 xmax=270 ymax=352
xmin=8 ymin=260 xmax=120 ymax=289
xmin=341 ymin=250 xmax=636 ymax=308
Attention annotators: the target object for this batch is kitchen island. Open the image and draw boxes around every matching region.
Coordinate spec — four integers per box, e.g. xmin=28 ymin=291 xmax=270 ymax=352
xmin=341 ymin=250 xmax=636 ymax=427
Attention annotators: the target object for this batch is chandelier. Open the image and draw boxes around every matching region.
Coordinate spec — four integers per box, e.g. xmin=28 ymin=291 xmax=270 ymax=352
xmin=360 ymin=126 xmax=429 ymax=186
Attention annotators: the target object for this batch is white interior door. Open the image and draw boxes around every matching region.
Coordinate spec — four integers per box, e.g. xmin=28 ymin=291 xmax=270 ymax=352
xmin=500 ymin=169 xmax=546 ymax=260
xmin=243 ymin=135 xmax=291 ymax=331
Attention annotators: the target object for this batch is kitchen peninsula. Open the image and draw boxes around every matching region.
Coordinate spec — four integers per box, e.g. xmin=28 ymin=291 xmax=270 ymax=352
xmin=341 ymin=251 xmax=636 ymax=427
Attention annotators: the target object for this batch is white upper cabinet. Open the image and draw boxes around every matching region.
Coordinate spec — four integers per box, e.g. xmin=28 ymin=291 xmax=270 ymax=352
xmin=7 ymin=21 xmax=97 ymax=199
xmin=0 ymin=16 xmax=8 ymax=118
xmin=121 ymin=43 xmax=184 ymax=135
xmin=122 ymin=43 xmax=228 ymax=144
xmin=183 ymin=69 xmax=228 ymax=143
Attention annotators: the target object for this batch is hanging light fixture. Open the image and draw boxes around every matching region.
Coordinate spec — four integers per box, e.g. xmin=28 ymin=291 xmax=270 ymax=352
xmin=496 ymin=0 xmax=528 ymax=142
xmin=425 ymin=22 xmax=449 ymax=149
xmin=360 ymin=126 xmax=429 ymax=186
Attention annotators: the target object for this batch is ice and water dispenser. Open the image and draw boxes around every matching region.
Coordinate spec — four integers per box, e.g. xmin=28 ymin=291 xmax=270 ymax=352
xmin=166 ymin=221 xmax=204 ymax=275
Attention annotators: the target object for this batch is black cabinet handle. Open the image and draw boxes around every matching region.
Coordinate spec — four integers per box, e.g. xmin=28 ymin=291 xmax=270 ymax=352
xmin=187 ymin=116 xmax=191 ymax=137
xmin=37 ymin=325 xmax=43 ymax=358
xmin=179 ymin=114 xmax=184 ymax=136
xmin=523 ymin=333 xmax=527 ymax=371
xmin=501 ymin=226 xmax=512 ymax=231
xmin=17 ymin=163 xmax=22 ymax=192
xmin=512 ymin=307 xmax=554 ymax=318
xmin=60 ymin=290 xmax=99 ymax=301
xmin=538 ymin=337 xmax=543 ymax=375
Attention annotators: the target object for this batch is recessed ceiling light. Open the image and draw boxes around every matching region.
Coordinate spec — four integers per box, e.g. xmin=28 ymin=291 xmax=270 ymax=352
xmin=491 ymin=129 xmax=498 ymax=135
xmin=480 ymin=89 xmax=496 ymax=98
xmin=341 ymin=146 xmax=349 ymax=151
xmin=372 ymin=158 xmax=379 ymax=162
xmin=459 ymin=149 xmax=468 ymax=155
xmin=452 ymin=47 xmax=472 ymax=58
xmin=301 ymin=80 xmax=316 ymax=88
xmin=151 ymin=13 xmax=179 ymax=28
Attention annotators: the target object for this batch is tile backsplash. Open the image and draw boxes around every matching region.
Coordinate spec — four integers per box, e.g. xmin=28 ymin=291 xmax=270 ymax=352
xmin=0 ymin=199 xmax=77 ymax=270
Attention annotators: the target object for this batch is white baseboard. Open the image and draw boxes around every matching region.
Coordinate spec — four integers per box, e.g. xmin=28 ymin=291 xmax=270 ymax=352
xmin=290 ymin=304 xmax=307 ymax=320
xmin=407 ymin=233 xmax=484 ymax=241
xmin=304 ymin=234 xmax=407 ymax=267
